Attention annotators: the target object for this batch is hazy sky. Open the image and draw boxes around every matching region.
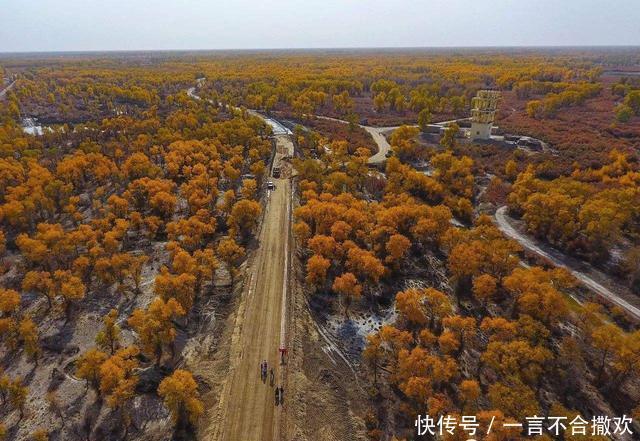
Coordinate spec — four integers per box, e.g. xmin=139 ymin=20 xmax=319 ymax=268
xmin=1 ymin=0 xmax=640 ymax=52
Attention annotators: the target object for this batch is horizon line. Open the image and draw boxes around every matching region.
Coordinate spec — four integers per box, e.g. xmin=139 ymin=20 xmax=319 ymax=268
xmin=2 ymin=44 xmax=640 ymax=56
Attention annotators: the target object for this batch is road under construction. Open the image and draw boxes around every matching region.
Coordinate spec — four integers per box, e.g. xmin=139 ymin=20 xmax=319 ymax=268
xmin=207 ymin=133 xmax=294 ymax=441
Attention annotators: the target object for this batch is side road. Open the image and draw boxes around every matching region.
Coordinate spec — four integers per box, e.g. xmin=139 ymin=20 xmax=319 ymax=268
xmin=495 ymin=206 xmax=640 ymax=320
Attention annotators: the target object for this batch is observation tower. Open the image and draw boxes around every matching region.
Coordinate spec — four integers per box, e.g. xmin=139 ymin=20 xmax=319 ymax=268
xmin=470 ymin=90 xmax=500 ymax=140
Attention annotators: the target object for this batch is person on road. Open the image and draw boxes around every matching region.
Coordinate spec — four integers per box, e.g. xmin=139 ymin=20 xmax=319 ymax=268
xmin=260 ymin=360 xmax=268 ymax=383
xmin=275 ymin=386 xmax=280 ymax=406
xmin=279 ymin=347 xmax=288 ymax=365
xmin=278 ymin=386 xmax=284 ymax=405
xmin=269 ymin=368 xmax=275 ymax=387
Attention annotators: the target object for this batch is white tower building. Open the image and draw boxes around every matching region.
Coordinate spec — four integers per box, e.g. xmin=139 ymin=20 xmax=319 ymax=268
xmin=470 ymin=90 xmax=500 ymax=140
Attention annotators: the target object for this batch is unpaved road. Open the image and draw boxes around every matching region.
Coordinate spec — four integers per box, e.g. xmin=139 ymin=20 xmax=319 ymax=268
xmin=207 ymin=135 xmax=293 ymax=441
xmin=0 ymin=80 xmax=16 ymax=99
xmin=495 ymin=206 xmax=640 ymax=319
xmin=187 ymin=82 xmax=367 ymax=440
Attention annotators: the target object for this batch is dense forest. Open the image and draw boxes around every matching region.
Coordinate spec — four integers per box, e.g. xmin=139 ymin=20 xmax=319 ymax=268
xmin=0 ymin=48 xmax=639 ymax=440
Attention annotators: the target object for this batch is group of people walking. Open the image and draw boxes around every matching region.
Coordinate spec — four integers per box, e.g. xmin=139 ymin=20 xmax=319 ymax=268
xmin=260 ymin=360 xmax=284 ymax=406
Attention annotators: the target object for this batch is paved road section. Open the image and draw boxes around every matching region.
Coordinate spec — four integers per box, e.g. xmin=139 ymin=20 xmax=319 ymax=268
xmin=495 ymin=206 xmax=640 ymax=320
xmin=312 ymin=114 xmax=470 ymax=166
xmin=0 ymin=80 xmax=16 ymax=99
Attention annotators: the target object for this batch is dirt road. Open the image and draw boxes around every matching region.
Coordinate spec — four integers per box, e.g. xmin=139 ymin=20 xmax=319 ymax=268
xmin=495 ymin=206 xmax=640 ymax=319
xmin=187 ymin=82 xmax=367 ymax=439
xmin=207 ymin=135 xmax=293 ymax=441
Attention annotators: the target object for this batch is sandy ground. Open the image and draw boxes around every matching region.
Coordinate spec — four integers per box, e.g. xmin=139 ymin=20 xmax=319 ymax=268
xmin=281 ymin=259 xmax=369 ymax=441
xmin=0 ymin=239 xmax=174 ymax=441
xmin=196 ymin=135 xmax=293 ymax=441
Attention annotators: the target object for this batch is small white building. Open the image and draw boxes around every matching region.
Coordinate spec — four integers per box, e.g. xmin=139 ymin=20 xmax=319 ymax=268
xmin=470 ymin=120 xmax=493 ymax=139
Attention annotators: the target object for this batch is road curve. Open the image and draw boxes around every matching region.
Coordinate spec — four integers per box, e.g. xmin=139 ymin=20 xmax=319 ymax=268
xmin=188 ymin=81 xmax=464 ymax=167
xmin=363 ymin=126 xmax=392 ymax=165
xmin=495 ymin=206 xmax=640 ymax=319
xmin=188 ymin=85 xmax=291 ymax=136
xmin=312 ymin=114 xmax=470 ymax=166
xmin=310 ymin=115 xmax=391 ymax=165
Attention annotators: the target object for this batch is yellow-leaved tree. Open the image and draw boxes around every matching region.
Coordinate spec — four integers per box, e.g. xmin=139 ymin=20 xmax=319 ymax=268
xmin=158 ymin=369 xmax=204 ymax=427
